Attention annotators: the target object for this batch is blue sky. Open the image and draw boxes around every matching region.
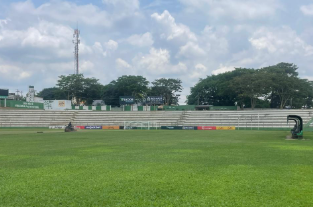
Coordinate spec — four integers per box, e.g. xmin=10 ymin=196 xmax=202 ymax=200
xmin=0 ymin=0 xmax=313 ymax=103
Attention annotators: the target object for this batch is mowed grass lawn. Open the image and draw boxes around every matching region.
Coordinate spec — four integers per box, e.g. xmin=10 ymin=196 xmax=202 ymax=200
xmin=1 ymin=129 xmax=313 ymax=207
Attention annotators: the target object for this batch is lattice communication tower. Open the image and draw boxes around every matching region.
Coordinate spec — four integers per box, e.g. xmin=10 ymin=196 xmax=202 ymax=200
xmin=73 ymin=28 xmax=80 ymax=74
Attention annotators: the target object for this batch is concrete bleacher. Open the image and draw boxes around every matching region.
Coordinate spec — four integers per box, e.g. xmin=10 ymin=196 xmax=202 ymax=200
xmin=0 ymin=110 xmax=183 ymax=127
xmin=182 ymin=110 xmax=313 ymax=128
xmin=0 ymin=109 xmax=312 ymax=128
xmin=0 ymin=110 xmax=75 ymax=127
xmin=71 ymin=111 xmax=183 ymax=126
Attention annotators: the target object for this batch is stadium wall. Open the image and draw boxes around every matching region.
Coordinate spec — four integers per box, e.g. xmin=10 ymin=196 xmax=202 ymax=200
xmin=0 ymin=100 xmax=44 ymax=109
xmin=71 ymin=105 xmax=111 ymax=111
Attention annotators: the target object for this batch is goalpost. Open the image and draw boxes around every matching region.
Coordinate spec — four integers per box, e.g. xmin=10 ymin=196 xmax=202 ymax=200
xmin=123 ymin=121 xmax=158 ymax=130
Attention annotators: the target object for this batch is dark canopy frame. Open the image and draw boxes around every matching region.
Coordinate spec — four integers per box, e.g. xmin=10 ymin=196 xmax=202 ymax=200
xmin=287 ymin=115 xmax=303 ymax=138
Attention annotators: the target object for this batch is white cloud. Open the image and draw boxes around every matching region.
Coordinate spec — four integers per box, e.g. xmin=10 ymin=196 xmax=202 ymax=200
xmin=300 ymin=4 xmax=313 ymax=16
xmin=92 ymin=42 xmax=107 ymax=57
xmin=0 ymin=20 xmax=72 ymax=48
xmin=176 ymin=42 xmax=206 ymax=59
xmin=0 ymin=18 xmax=11 ymax=29
xmin=80 ymin=61 xmax=95 ymax=74
xmin=102 ymin=0 xmax=140 ymax=11
xmin=151 ymin=10 xmax=197 ymax=43
xmin=212 ymin=65 xmax=235 ymax=75
xmin=201 ymin=26 xmax=229 ymax=54
xmin=12 ymin=0 xmax=112 ymax=27
xmin=92 ymin=40 xmax=118 ymax=57
xmin=0 ymin=64 xmax=31 ymax=80
xmin=127 ymin=32 xmax=154 ymax=47
xmin=0 ymin=20 xmax=78 ymax=59
xmin=249 ymin=26 xmax=313 ymax=56
xmin=180 ymin=0 xmax=281 ymax=20
xmin=104 ymin=40 xmax=118 ymax=51
xmin=116 ymin=58 xmax=131 ymax=68
xmin=190 ymin=64 xmax=208 ymax=79
xmin=133 ymin=47 xmax=187 ymax=75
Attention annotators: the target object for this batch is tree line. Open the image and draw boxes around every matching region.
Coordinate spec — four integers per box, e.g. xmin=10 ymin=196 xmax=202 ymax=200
xmin=187 ymin=62 xmax=313 ymax=109
xmin=38 ymin=75 xmax=183 ymax=106
xmin=38 ymin=62 xmax=313 ymax=108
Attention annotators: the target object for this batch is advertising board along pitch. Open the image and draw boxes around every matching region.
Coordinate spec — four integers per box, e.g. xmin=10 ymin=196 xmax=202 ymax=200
xmin=197 ymin=126 xmax=216 ymax=130
xmin=216 ymin=126 xmax=236 ymax=130
xmin=85 ymin=126 xmax=102 ymax=129
xmin=102 ymin=126 xmax=119 ymax=130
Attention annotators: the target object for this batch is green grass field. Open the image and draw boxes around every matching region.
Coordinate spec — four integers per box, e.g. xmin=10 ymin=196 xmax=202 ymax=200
xmin=1 ymin=129 xmax=313 ymax=206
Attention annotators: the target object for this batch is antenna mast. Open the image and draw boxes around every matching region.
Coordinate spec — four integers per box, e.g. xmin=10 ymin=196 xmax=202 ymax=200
xmin=73 ymin=26 xmax=80 ymax=74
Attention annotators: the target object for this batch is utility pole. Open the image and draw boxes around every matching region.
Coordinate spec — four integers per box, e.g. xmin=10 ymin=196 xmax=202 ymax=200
xmin=73 ymin=26 xmax=80 ymax=74
xmin=16 ymin=89 xmax=20 ymax=100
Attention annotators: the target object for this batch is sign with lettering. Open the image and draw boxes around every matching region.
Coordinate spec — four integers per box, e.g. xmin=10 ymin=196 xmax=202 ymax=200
xmin=143 ymin=96 xmax=164 ymax=105
xmin=0 ymin=89 xmax=9 ymax=98
xmin=85 ymin=126 xmax=102 ymax=129
xmin=44 ymin=100 xmax=72 ymax=110
xmin=197 ymin=126 xmax=217 ymax=130
xmin=119 ymin=96 xmax=135 ymax=105
xmin=161 ymin=126 xmax=183 ymax=130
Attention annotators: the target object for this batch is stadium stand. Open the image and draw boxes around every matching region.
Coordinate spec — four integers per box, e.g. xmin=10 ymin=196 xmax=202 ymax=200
xmin=183 ymin=110 xmax=313 ymax=129
xmin=71 ymin=111 xmax=182 ymax=127
xmin=0 ymin=109 xmax=312 ymax=128
xmin=0 ymin=110 xmax=74 ymax=127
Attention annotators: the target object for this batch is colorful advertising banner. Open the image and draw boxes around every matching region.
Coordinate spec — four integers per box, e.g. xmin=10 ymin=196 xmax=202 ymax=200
xmin=182 ymin=126 xmax=197 ymax=130
xmin=161 ymin=126 xmax=183 ymax=130
xmin=49 ymin=126 xmax=66 ymax=129
xmin=216 ymin=126 xmax=236 ymax=130
xmin=102 ymin=126 xmax=120 ymax=130
xmin=197 ymin=126 xmax=217 ymax=130
xmin=44 ymin=100 xmax=72 ymax=110
xmin=85 ymin=126 xmax=102 ymax=129
xmin=75 ymin=126 xmax=85 ymax=129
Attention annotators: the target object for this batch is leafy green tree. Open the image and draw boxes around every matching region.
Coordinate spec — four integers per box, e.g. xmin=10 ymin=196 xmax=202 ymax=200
xmin=231 ymin=70 xmax=271 ymax=109
xmin=187 ymin=68 xmax=252 ymax=106
xmin=102 ymin=75 xmax=149 ymax=106
xmin=56 ymin=74 xmax=103 ymax=105
xmin=37 ymin=87 xmax=67 ymax=100
xmin=57 ymin=74 xmax=85 ymax=102
xmin=102 ymin=82 xmax=119 ymax=106
xmin=150 ymin=78 xmax=183 ymax=105
xmin=262 ymin=63 xmax=307 ymax=109
xmin=287 ymin=79 xmax=313 ymax=109
xmin=187 ymin=63 xmax=313 ymax=109
xmin=115 ymin=75 xmax=149 ymax=99
xmin=81 ymin=77 xmax=104 ymax=105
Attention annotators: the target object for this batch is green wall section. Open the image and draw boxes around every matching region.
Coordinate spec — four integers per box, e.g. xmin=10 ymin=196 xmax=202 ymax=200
xmin=0 ymin=100 xmax=44 ymax=109
xmin=163 ymin=105 xmax=196 ymax=111
xmin=209 ymin=106 xmax=237 ymax=110
xmin=124 ymin=106 xmax=131 ymax=111
xmin=64 ymin=104 xmax=238 ymax=111
xmin=150 ymin=106 xmax=158 ymax=111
